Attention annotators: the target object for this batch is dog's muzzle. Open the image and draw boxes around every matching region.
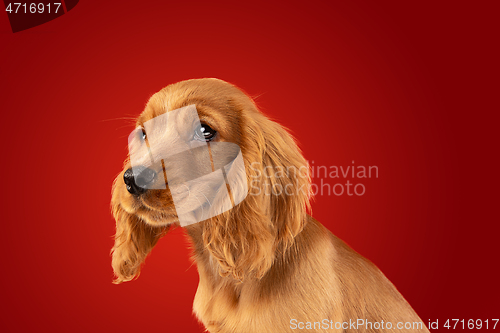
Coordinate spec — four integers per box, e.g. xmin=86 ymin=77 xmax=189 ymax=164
xmin=124 ymin=104 xmax=247 ymax=226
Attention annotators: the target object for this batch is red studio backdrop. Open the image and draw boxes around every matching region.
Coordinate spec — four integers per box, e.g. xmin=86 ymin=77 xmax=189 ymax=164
xmin=1 ymin=1 xmax=498 ymax=332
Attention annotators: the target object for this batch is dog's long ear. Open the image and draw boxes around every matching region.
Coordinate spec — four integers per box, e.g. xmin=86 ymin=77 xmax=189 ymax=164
xmin=110 ymin=196 xmax=167 ymax=284
xmin=202 ymin=192 xmax=275 ymax=282
xmin=255 ymin=113 xmax=312 ymax=251
xmin=202 ymin=106 xmax=311 ymax=282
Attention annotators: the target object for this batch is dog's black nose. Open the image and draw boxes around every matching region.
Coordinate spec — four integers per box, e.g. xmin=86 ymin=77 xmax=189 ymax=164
xmin=123 ymin=167 xmax=156 ymax=195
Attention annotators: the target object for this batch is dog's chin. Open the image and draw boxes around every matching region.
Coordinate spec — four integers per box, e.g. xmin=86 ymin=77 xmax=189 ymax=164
xmin=118 ymin=198 xmax=179 ymax=227
xmin=140 ymin=199 xmax=180 ymax=225
xmin=137 ymin=208 xmax=179 ymax=227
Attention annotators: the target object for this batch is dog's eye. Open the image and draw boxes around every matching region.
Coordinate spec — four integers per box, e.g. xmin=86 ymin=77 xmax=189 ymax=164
xmin=194 ymin=124 xmax=217 ymax=142
xmin=140 ymin=129 xmax=147 ymax=141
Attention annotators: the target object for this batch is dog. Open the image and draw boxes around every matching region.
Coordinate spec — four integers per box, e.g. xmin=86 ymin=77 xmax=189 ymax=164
xmin=111 ymin=78 xmax=429 ymax=332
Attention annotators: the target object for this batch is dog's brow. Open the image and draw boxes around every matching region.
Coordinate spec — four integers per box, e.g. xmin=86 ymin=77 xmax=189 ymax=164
xmin=198 ymin=115 xmax=217 ymax=128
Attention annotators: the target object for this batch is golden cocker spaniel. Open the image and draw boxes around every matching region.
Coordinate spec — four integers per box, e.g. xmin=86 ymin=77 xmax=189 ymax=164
xmin=111 ymin=78 xmax=428 ymax=333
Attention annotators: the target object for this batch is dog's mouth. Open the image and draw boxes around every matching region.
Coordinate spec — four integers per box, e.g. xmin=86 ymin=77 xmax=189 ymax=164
xmin=119 ymin=170 xmax=217 ymax=227
xmin=136 ymin=204 xmax=179 ymax=226
xmin=119 ymin=187 xmax=180 ymax=226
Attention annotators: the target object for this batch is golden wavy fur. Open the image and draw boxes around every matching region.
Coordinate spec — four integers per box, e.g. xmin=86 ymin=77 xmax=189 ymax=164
xmin=111 ymin=78 xmax=428 ymax=332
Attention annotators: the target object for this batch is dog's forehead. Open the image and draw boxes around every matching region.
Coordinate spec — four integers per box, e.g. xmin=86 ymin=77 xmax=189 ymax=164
xmin=137 ymin=92 xmax=239 ymax=132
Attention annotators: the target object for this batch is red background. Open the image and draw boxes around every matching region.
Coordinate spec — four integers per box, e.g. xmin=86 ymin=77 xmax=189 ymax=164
xmin=1 ymin=1 xmax=498 ymax=332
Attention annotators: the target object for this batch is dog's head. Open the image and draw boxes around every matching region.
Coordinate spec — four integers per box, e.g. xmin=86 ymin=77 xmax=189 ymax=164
xmin=111 ymin=78 xmax=311 ymax=283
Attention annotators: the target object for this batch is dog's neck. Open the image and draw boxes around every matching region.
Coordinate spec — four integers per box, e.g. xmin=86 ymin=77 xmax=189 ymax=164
xmin=183 ymin=216 xmax=317 ymax=288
